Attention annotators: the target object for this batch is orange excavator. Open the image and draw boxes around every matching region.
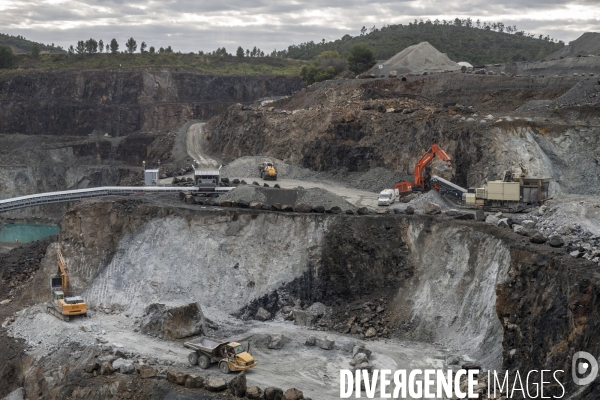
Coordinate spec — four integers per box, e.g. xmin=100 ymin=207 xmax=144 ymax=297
xmin=394 ymin=144 xmax=452 ymax=195
xmin=47 ymin=249 xmax=87 ymax=321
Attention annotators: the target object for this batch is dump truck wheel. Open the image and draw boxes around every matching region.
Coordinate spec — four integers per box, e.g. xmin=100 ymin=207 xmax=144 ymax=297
xmin=188 ymin=352 xmax=198 ymax=366
xmin=199 ymin=355 xmax=210 ymax=369
xmin=219 ymin=361 xmax=230 ymax=374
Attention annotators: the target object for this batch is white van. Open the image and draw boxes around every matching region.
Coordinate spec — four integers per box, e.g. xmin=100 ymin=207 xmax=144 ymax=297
xmin=378 ymin=189 xmax=397 ymax=206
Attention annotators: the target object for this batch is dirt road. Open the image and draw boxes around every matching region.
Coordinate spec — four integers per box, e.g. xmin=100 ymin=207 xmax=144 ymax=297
xmin=186 ymin=123 xmax=221 ymax=169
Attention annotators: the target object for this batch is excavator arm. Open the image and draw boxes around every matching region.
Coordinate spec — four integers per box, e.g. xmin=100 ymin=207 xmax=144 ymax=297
xmin=413 ymin=144 xmax=451 ymax=188
xmin=394 ymin=144 xmax=451 ymax=194
xmin=56 ymin=249 xmax=69 ymax=293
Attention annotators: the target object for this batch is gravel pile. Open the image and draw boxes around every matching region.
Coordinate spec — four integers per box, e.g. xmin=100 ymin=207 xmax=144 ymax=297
xmin=405 ymin=190 xmax=454 ymax=211
xmin=221 ymin=156 xmax=315 ymax=181
xmin=553 ymin=78 xmax=600 ymax=107
xmin=218 ymin=185 xmax=267 ymax=204
xmin=379 ymin=42 xmax=460 ymax=75
xmin=218 ymin=185 xmax=355 ymax=211
xmin=297 ymin=188 xmax=356 ymax=211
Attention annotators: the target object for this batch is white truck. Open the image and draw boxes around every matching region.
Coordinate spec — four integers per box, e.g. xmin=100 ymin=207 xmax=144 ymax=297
xmin=378 ymin=189 xmax=397 ymax=206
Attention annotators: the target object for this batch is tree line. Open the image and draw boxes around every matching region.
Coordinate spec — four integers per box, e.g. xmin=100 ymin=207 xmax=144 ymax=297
xmin=67 ymin=38 xmax=176 ymax=56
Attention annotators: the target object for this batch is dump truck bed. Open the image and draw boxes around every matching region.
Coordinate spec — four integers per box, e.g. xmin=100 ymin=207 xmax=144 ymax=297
xmin=184 ymin=337 xmax=224 ymax=353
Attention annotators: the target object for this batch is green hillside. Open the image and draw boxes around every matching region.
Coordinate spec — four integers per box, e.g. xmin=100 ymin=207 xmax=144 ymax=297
xmin=0 ymin=33 xmax=65 ymax=54
xmin=0 ymin=52 xmax=304 ymax=77
xmin=282 ymin=22 xmax=564 ymax=65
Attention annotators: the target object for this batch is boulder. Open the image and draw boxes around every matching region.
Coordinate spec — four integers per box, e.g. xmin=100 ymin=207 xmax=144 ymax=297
xmin=261 ymin=205 xmax=270 ymax=210
xmin=521 ymin=220 xmax=536 ymax=229
xmin=240 ymin=180 xmax=247 ymax=185
xmin=282 ymin=204 xmax=294 ymax=212
xmin=84 ymin=362 xmax=99 ymax=373
xmin=205 ymin=376 xmax=228 ymax=392
xmin=246 ymin=386 xmax=263 ymax=399
xmin=249 ymin=202 xmax=263 ymax=210
xmin=513 ymin=225 xmax=528 ymax=236
xmin=485 ymin=215 xmax=499 ymax=225
xmin=184 ymin=375 xmax=205 ymax=389
xmin=388 ymin=70 xmax=397 ymax=78
xmin=357 ymin=207 xmax=370 ymax=215
xmin=319 ymin=337 xmax=335 ymax=350
xmin=346 ymin=209 xmax=355 ymax=215
xmin=252 ymin=181 xmax=260 ymax=186
xmin=112 ymin=358 xmax=135 ymax=374
xmin=236 ymin=200 xmax=250 ymax=209
xmin=228 ymin=371 xmax=246 ymax=397
xmin=312 ymin=206 xmax=325 ymax=213
xmin=305 ymin=336 xmax=316 ymax=346
xmin=376 ymin=209 xmax=389 ymax=214
xmin=365 ymin=327 xmax=377 ymax=338
xmin=263 ymin=183 xmax=270 ymax=188
xmin=167 ymin=370 xmax=189 ymax=385
xmin=475 ymin=209 xmax=485 ymax=221
xmin=495 ymin=212 xmax=503 ymax=218
xmin=140 ymin=302 xmax=205 ymax=340
xmin=293 ymin=309 xmax=315 ymax=326
xmin=220 ymin=200 xmax=233 ymax=207
xmin=138 ymin=365 xmax=157 ymax=379
xmin=273 ymin=184 xmax=281 ymax=188
xmin=295 ymin=203 xmax=312 ymax=213
xmin=497 ymin=218 xmax=510 ymax=228
xmin=570 ymin=250 xmax=583 ymax=259
xmin=265 ymin=387 xmax=284 ymax=400
xmin=328 ymin=206 xmax=342 ymax=214
xmin=538 ymin=205 xmax=548 ymax=216
xmin=548 ymin=235 xmax=565 ymax=248
xmin=445 ymin=209 xmax=461 ymax=217
xmin=405 ymin=206 xmax=415 ymax=215
xmin=2 ymin=388 xmax=24 ymax=400
xmin=529 ymin=232 xmax=547 ymax=244
xmin=255 ymin=307 xmax=272 ymax=321
xmin=268 ymin=334 xmax=285 ymax=349
xmin=424 ymin=202 xmax=441 ymax=215
xmin=283 ymin=388 xmax=304 ymax=400
xmin=399 ymin=193 xmax=419 ymax=203
xmin=100 ymin=361 xmax=114 ymax=375
xmin=271 ymin=203 xmax=282 ymax=211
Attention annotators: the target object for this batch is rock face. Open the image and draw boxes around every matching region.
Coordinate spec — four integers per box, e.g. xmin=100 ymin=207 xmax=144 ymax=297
xmin=140 ymin=302 xmax=205 ymax=340
xmin=0 ymin=71 xmax=303 ymax=136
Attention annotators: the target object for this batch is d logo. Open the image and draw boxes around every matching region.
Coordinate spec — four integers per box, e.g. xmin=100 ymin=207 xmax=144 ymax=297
xmin=572 ymin=352 xmax=599 ymax=386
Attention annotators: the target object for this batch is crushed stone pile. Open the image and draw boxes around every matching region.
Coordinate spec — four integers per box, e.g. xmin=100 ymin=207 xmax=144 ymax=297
xmin=219 ymin=186 xmax=355 ymax=210
xmin=379 ymin=42 xmax=460 ymax=75
xmin=219 ymin=185 xmax=267 ymax=204
xmin=548 ymin=32 xmax=600 ymax=59
xmin=221 ymin=156 xmax=315 ymax=181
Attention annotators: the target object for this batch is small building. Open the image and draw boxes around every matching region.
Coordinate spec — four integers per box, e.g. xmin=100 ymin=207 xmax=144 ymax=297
xmin=144 ymin=169 xmax=160 ymax=186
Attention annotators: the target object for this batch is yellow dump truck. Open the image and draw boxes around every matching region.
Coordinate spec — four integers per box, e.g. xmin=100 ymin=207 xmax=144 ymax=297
xmin=259 ymin=161 xmax=277 ymax=181
xmin=184 ymin=337 xmax=257 ymax=374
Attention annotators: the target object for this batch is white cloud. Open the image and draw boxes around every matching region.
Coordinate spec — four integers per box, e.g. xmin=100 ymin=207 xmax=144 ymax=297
xmin=1 ymin=0 xmax=598 ymax=52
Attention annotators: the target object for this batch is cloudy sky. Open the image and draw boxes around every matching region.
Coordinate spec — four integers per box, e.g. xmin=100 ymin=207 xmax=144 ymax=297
xmin=1 ymin=0 xmax=599 ymax=53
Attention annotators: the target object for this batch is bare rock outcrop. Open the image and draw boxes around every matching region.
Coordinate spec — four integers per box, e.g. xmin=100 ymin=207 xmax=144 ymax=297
xmin=140 ymin=302 xmax=205 ymax=340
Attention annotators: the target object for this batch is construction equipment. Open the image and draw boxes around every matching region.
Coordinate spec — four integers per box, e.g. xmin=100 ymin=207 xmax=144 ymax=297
xmin=259 ymin=161 xmax=277 ymax=181
xmin=184 ymin=337 xmax=257 ymax=374
xmin=463 ymin=163 xmax=551 ymax=212
xmin=394 ymin=144 xmax=452 ymax=195
xmin=47 ymin=249 xmax=87 ymax=321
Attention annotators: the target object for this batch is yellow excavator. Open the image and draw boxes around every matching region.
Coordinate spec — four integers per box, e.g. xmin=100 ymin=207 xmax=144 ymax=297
xmin=47 ymin=249 xmax=87 ymax=321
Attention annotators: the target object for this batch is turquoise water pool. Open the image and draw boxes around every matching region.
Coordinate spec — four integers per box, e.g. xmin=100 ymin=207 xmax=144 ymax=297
xmin=0 ymin=224 xmax=59 ymax=243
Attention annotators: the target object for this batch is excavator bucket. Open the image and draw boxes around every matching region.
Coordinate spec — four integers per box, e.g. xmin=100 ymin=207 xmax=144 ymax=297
xmin=434 ymin=164 xmax=451 ymax=172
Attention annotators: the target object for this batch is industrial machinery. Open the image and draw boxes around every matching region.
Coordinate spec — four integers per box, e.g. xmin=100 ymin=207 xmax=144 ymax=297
xmin=259 ymin=161 xmax=277 ymax=181
xmin=463 ymin=163 xmax=551 ymax=212
xmin=184 ymin=337 xmax=257 ymax=374
xmin=394 ymin=144 xmax=452 ymax=195
xmin=47 ymin=249 xmax=87 ymax=321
